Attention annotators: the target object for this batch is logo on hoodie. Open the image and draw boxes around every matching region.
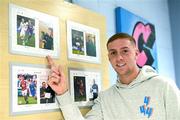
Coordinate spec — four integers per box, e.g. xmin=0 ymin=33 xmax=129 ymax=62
xmin=139 ymin=96 xmax=153 ymax=118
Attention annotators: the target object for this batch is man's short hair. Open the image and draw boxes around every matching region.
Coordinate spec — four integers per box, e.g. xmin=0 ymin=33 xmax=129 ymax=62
xmin=106 ymin=33 xmax=136 ymax=48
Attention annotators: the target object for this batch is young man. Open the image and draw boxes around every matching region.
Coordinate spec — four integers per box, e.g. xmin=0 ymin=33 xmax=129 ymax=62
xmin=47 ymin=33 xmax=180 ymax=120
xmin=40 ymin=81 xmax=55 ymax=104
xmin=19 ymin=74 xmax=29 ymax=104
xmin=43 ymin=28 xmax=54 ymax=50
xmin=90 ymin=79 xmax=98 ymax=100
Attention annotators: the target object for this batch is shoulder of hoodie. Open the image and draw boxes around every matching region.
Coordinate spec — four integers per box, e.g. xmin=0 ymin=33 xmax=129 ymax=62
xmin=153 ymin=75 xmax=179 ymax=91
xmin=141 ymin=65 xmax=178 ymax=89
xmin=97 ymin=83 xmax=119 ymax=98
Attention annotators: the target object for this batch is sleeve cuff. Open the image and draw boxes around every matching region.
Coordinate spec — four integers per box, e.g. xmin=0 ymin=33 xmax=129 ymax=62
xmin=56 ymin=91 xmax=73 ymax=106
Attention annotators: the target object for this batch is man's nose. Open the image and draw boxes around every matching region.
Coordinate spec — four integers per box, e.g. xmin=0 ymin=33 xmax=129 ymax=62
xmin=116 ymin=53 xmax=123 ymax=61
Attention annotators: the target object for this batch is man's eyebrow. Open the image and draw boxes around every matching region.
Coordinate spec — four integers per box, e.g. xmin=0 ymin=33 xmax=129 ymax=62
xmin=120 ymin=47 xmax=129 ymax=49
xmin=108 ymin=49 xmax=116 ymax=52
xmin=108 ymin=47 xmax=129 ymax=51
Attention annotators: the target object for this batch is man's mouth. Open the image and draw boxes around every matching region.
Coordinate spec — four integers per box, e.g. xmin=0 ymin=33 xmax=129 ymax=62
xmin=116 ymin=63 xmax=126 ymax=67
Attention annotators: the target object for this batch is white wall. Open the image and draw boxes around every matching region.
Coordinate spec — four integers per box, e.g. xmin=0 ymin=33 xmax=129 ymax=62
xmin=168 ymin=0 xmax=180 ymax=88
xmin=72 ymin=0 xmax=175 ymax=85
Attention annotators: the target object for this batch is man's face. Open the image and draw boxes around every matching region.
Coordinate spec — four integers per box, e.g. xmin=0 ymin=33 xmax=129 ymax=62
xmin=48 ymin=29 xmax=53 ymax=37
xmin=107 ymin=38 xmax=139 ymax=77
xmin=42 ymin=82 xmax=46 ymax=88
xmin=20 ymin=75 xmax=25 ymax=81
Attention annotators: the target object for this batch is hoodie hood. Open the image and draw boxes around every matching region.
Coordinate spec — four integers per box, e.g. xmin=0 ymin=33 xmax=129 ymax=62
xmin=116 ymin=65 xmax=159 ymax=89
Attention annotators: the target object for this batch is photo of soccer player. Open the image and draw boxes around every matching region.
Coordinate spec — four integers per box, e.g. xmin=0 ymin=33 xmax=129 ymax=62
xmin=71 ymin=29 xmax=84 ymax=55
xmin=9 ymin=4 xmax=60 ymax=58
xmin=17 ymin=15 xmax=35 ymax=47
xmin=69 ymin=68 xmax=101 ymax=107
xmin=85 ymin=33 xmax=96 ymax=57
xmin=39 ymin=21 xmax=54 ymax=50
xmin=17 ymin=73 xmax=37 ymax=105
xmin=67 ymin=20 xmax=100 ymax=63
xmin=73 ymin=76 xmax=86 ymax=102
xmin=40 ymin=81 xmax=55 ymax=104
xmin=11 ymin=63 xmax=59 ymax=115
xmin=89 ymin=79 xmax=99 ymax=101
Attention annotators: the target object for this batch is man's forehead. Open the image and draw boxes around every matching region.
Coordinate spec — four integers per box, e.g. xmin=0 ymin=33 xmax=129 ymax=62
xmin=111 ymin=38 xmax=131 ymax=43
xmin=108 ymin=46 xmax=130 ymax=51
xmin=108 ymin=41 xmax=132 ymax=48
xmin=107 ymin=39 xmax=134 ymax=48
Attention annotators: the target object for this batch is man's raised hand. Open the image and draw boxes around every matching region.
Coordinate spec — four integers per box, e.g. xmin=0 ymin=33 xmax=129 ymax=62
xmin=46 ymin=55 xmax=68 ymax=95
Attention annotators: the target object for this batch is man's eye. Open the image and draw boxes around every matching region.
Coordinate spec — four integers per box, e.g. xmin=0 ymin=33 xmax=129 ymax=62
xmin=121 ymin=49 xmax=129 ymax=54
xmin=110 ymin=51 xmax=116 ymax=55
xmin=124 ymin=50 xmax=129 ymax=53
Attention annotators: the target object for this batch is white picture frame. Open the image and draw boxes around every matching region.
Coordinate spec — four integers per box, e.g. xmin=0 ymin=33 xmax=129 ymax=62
xmin=10 ymin=63 xmax=59 ymax=115
xmin=67 ymin=20 xmax=101 ymax=63
xmin=68 ymin=68 xmax=102 ymax=107
xmin=9 ymin=4 xmax=60 ymax=58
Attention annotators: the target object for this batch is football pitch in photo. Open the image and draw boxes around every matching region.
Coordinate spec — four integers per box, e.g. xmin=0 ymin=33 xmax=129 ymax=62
xmin=17 ymin=32 xmax=35 ymax=47
xmin=18 ymin=96 xmax=37 ymax=105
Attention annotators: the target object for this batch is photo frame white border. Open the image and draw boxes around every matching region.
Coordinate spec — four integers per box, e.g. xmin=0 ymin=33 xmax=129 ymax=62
xmin=9 ymin=4 xmax=60 ymax=58
xmin=10 ymin=62 xmax=59 ymax=115
xmin=68 ymin=68 xmax=102 ymax=108
xmin=67 ymin=20 xmax=101 ymax=63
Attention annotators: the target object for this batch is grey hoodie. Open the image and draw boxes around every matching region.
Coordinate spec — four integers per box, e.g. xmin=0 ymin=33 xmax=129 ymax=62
xmin=56 ymin=65 xmax=180 ymax=120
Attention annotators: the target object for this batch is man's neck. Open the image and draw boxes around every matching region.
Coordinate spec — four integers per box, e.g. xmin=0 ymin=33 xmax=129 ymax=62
xmin=119 ymin=67 xmax=140 ymax=85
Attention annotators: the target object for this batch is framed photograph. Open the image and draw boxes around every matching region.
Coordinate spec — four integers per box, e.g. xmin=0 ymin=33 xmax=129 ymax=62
xmin=67 ymin=20 xmax=101 ymax=63
xmin=9 ymin=4 xmax=60 ymax=58
xmin=69 ymin=68 xmax=101 ymax=107
xmin=10 ymin=63 xmax=59 ymax=115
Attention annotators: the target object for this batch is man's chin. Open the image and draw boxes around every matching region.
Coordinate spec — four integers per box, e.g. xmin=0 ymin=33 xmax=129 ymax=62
xmin=116 ymin=69 xmax=127 ymax=76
